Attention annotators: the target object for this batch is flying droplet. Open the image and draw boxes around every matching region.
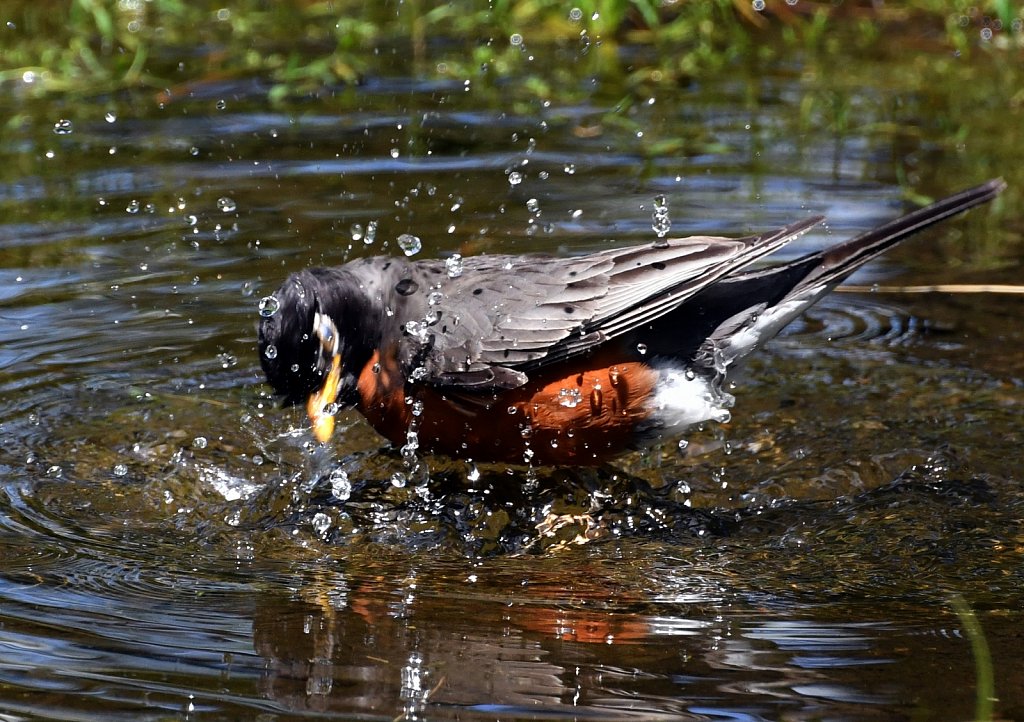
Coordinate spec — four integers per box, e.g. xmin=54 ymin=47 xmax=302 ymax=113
xmin=52 ymin=119 xmax=73 ymax=135
xmin=105 ymin=112 xmax=117 ymax=123
xmin=636 ymin=343 xmax=648 ymax=355
xmin=507 ymin=171 xmax=523 ymax=186
xmin=445 ymin=253 xmax=464 ymax=278
xmin=398 ymin=233 xmax=422 ymax=256
xmin=126 ymin=199 xmax=141 ymax=214
xmin=311 ymin=512 xmax=332 ymax=538
xmin=217 ymin=197 xmax=237 ymax=213
xmin=328 ymin=469 xmax=351 ymax=501
xmin=258 ymin=296 xmax=280 ymax=317
xmin=652 ymin=193 xmax=671 ymax=241
xmin=193 ymin=436 xmax=208 ymax=449
xmin=264 ymin=344 xmax=278 ymax=360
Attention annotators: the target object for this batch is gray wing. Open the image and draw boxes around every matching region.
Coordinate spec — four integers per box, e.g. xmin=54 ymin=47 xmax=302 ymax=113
xmin=382 ymin=218 xmax=823 ymax=389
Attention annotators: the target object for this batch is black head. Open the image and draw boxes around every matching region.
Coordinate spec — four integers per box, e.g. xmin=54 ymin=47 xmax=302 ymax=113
xmin=257 ymin=268 xmax=373 ymax=412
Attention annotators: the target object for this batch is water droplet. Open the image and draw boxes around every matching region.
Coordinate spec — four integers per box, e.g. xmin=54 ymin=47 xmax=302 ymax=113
xmin=364 ymin=220 xmax=378 ymax=245
xmin=398 ymin=233 xmax=422 ymax=256
xmin=193 ymin=436 xmax=208 ymax=449
xmin=563 ymin=163 xmax=576 ymax=175
xmin=677 ymin=439 xmax=689 ymax=451
xmin=569 ymin=7 xmax=583 ymax=21
xmin=311 ymin=512 xmax=332 ymax=538
xmin=216 ymin=99 xmax=227 ymax=110
xmin=113 ymin=463 xmax=128 ymax=477
xmin=557 ymin=388 xmax=583 ymax=408
xmin=526 ymin=197 xmax=540 ymax=213
xmin=52 ymin=119 xmax=73 ymax=135
xmin=390 ymin=147 xmax=400 ymax=159
xmin=411 ymin=399 xmax=424 ymax=417
xmin=329 ymin=469 xmax=351 ymax=501
xmin=510 ymin=32 xmax=524 ymax=46
xmin=652 ymin=193 xmax=671 ymax=240
xmin=445 ymin=253 xmax=464 ymax=278
xmin=105 ymin=112 xmax=117 ymax=123
xmin=390 ymin=472 xmax=407 ymax=488
xmin=636 ymin=343 xmax=648 ymax=355
xmin=217 ymin=197 xmax=237 ymax=213
xmin=264 ymin=344 xmax=278 ymax=360
xmin=507 ymin=171 xmax=523 ymax=186
xmin=752 ymin=0 xmax=765 ymax=10
xmin=258 ymin=295 xmax=280 ymax=317
xmin=350 ymin=223 xmax=363 ymax=241
xmin=466 ymin=463 xmax=481 ymax=482
xmin=409 ymin=365 xmax=429 ymax=381
xmin=507 ymin=406 xmax=517 ymax=415
xmin=126 ymin=199 xmax=141 ymax=214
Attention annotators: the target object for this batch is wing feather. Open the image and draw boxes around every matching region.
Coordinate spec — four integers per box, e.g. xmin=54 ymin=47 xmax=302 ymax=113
xmin=358 ymin=217 xmax=823 ymax=388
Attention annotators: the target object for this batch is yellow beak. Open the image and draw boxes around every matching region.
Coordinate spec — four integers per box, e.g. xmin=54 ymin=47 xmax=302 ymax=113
xmin=307 ymin=354 xmax=342 ymax=443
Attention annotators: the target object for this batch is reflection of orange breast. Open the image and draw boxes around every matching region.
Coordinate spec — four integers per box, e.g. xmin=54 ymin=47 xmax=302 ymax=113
xmin=355 ymin=348 xmax=658 ymax=465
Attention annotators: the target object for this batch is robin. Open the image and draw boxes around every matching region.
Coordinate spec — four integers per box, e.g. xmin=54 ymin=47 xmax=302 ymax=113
xmin=258 ymin=179 xmax=1004 ymax=465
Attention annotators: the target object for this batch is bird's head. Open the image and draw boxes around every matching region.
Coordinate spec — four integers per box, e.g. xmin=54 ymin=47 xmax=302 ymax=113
xmin=257 ymin=269 xmax=370 ymax=442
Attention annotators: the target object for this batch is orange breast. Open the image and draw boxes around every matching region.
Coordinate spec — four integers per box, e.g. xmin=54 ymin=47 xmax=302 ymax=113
xmin=355 ymin=348 xmax=658 ymax=465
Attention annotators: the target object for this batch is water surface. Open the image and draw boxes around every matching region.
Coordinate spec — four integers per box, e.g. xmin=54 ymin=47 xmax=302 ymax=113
xmin=1 ymin=20 xmax=1022 ymax=721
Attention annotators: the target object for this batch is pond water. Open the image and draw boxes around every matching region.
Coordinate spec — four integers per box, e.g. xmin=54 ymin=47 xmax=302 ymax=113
xmin=1 ymin=18 xmax=1023 ymax=722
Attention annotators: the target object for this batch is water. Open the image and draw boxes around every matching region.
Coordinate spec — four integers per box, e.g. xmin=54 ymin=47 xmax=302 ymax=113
xmin=1 ymin=20 xmax=1023 ymax=722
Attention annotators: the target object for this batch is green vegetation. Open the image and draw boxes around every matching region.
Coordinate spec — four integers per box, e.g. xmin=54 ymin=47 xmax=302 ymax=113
xmin=1 ymin=0 xmax=1020 ymax=101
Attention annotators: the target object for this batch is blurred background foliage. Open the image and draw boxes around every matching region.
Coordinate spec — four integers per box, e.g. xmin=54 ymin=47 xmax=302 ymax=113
xmin=2 ymin=0 xmax=1021 ymax=101
xmin=1 ymin=0 xmax=1020 ymax=236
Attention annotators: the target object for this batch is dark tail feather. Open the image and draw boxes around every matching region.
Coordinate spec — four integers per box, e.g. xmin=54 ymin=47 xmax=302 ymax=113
xmin=810 ymin=178 xmax=1005 ymax=289
xmin=672 ymin=179 xmax=1006 ymax=366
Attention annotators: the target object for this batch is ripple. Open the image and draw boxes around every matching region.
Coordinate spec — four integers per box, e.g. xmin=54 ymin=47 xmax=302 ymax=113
xmin=780 ymin=293 xmax=923 ymax=347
